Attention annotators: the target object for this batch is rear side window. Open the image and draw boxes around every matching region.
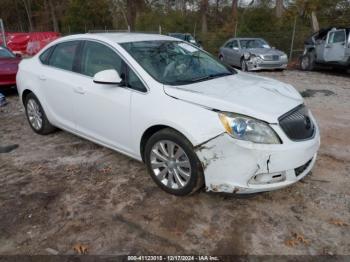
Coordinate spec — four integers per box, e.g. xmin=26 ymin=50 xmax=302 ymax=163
xmin=49 ymin=41 xmax=80 ymax=71
xmin=39 ymin=47 xmax=53 ymax=65
xmin=81 ymin=41 xmax=123 ymax=77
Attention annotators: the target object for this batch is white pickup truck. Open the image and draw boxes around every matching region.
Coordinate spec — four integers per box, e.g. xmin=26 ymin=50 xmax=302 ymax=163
xmin=300 ymin=27 xmax=350 ymax=71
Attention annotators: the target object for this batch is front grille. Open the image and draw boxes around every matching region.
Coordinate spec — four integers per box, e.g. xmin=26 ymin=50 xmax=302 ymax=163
xmin=263 ymin=55 xmax=280 ymax=61
xmin=279 ymin=105 xmax=315 ymax=141
xmin=295 ymin=158 xmax=313 ymax=177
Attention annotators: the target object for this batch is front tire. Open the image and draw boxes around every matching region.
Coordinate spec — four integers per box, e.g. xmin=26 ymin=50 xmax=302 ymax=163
xmin=300 ymin=51 xmax=315 ymax=71
xmin=144 ymin=128 xmax=204 ymax=196
xmin=25 ymin=93 xmax=56 ymax=135
xmin=241 ymin=59 xmax=248 ymax=72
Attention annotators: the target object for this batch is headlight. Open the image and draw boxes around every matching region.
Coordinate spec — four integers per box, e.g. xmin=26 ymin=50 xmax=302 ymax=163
xmin=218 ymin=112 xmax=281 ymax=144
xmin=251 ymin=55 xmax=263 ymax=64
xmin=281 ymin=54 xmax=288 ymax=60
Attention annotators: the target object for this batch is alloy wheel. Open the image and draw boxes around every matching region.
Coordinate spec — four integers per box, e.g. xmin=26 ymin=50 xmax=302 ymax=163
xmin=150 ymin=140 xmax=192 ymax=190
xmin=301 ymin=56 xmax=310 ymax=70
xmin=241 ymin=60 xmax=247 ymax=71
xmin=27 ymin=98 xmax=43 ymax=130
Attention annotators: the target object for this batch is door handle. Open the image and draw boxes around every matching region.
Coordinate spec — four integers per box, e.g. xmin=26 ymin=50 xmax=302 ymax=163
xmin=74 ymin=86 xmax=85 ymax=94
xmin=38 ymin=75 xmax=46 ymax=81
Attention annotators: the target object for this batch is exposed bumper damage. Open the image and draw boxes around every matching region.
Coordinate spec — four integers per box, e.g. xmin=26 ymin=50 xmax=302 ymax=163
xmin=195 ymin=126 xmax=320 ymax=194
xmin=246 ymin=58 xmax=288 ymax=71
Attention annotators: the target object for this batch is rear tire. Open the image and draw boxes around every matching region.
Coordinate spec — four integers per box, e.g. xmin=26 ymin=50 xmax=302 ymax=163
xmin=144 ymin=128 xmax=204 ymax=196
xmin=25 ymin=93 xmax=56 ymax=135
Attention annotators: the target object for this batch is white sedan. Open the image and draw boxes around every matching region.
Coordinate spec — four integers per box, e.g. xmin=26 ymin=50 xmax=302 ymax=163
xmin=17 ymin=33 xmax=320 ymax=195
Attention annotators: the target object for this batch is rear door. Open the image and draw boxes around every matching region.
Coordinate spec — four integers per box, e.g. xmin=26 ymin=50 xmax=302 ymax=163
xmin=39 ymin=40 xmax=82 ymax=130
xmin=324 ymin=29 xmax=347 ymax=62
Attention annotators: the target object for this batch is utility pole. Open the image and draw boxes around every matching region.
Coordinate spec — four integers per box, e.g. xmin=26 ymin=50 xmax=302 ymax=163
xmin=0 ymin=19 xmax=6 ymax=47
xmin=289 ymin=16 xmax=297 ymax=61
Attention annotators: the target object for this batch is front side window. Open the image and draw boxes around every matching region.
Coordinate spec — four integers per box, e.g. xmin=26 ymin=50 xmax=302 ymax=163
xmin=232 ymin=40 xmax=239 ymax=48
xmin=328 ymin=31 xmax=346 ymax=44
xmin=81 ymin=41 xmax=123 ymax=77
xmin=49 ymin=41 xmax=80 ymax=71
xmin=121 ymin=41 xmax=235 ymax=86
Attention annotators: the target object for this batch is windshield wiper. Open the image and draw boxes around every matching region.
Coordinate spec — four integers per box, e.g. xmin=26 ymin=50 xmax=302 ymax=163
xmin=191 ymin=72 xmax=233 ymax=82
xmin=169 ymin=72 xmax=233 ymax=85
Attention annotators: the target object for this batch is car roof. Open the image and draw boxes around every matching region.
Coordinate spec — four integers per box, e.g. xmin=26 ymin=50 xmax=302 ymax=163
xmin=233 ymin=37 xmax=264 ymax=41
xmin=59 ymin=33 xmax=178 ymax=44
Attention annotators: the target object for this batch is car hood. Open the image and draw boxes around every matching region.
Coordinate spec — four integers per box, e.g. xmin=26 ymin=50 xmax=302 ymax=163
xmin=163 ymin=72 xmax=303 ymax=123
xmin=245 ymin=48 xmax=285 ymax=56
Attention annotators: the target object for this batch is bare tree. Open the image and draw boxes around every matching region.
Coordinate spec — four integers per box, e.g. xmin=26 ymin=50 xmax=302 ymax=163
xmin=232 ymin=0 xmax=238 ymax=35
xmin=296 ymin=0 xmax=320 ymax=32
xmin=21 ymin=0 xmax=33 ymax=31
xmin=200 ymin=0 xmax=208 ymax=34
xmin=275 ymin=0 xmax=284 ymax=18
xmin=48 ymin=0 xmax=59 ymax=32
xmin=126 ymin=0 xmax=146 ymax=30
xmin=311 ymin=11 xmax=319 ymax=32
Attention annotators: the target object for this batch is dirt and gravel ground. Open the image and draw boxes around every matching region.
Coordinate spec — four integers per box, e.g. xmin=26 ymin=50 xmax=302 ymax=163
xmin=0 ymin=70 xmax=349 ymax=256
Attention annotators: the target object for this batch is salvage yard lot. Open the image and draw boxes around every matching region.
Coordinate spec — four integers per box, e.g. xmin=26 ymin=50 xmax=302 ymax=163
xmin=0 ymin=70 xmax=349 ymax=255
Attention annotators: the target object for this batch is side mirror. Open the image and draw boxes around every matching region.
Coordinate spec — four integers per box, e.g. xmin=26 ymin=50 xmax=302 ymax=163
xmin=233 ymin=47 xmax=239 ymax=51
xmin=93 ymin=69 xmax=122 ymax=85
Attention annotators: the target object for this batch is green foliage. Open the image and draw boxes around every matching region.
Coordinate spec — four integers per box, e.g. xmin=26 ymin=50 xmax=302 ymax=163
xmin=63 ymin=0 xmax=113 ymax=33
xmin=135 ymin=10 xmax=198 ymax=34
xmin=1 ymin=0 xmax=349 ymax=57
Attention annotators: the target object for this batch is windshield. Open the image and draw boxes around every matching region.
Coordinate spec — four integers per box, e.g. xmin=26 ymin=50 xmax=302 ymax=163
xmin=240 ymin=39 xmax=270 ymax=49
xmin=121 ymin=41 xmax=235 ymax=85
xmin=0 ymin=47 xmax=15 ymax=58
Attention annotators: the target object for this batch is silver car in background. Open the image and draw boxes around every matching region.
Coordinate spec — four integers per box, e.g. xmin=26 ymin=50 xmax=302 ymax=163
xmin=219 ymin=38 xmax=288 ymax=71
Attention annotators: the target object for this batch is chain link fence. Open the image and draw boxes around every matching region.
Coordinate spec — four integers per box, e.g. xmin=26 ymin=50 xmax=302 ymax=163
xmin=0 ymin=17 xmax=320 ymax=62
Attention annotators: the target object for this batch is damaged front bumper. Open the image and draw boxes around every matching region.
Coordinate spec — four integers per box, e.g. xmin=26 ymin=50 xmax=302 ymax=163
xmin=195 ymin=124 xmax=320 ymax=194
xmin=246 ymin=57 xmax=288 ymax=71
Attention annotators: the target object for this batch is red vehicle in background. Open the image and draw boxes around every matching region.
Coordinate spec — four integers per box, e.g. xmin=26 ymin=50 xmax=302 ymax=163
xmin=0 ymin=45 xmax=21 ymax=88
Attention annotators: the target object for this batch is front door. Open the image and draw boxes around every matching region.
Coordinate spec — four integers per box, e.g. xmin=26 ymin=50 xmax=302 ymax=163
xmin=324 ymin=29 xmax=347 ymax=62
xmin=230 ymin=40 xmax=241 ymax=67
xmin=73 ymin=40 xmax=132 ymax=153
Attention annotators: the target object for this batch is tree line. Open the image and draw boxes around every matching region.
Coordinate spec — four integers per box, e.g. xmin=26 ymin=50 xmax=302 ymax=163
xmin=1 ymin=0 xmax=350 ymax=54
